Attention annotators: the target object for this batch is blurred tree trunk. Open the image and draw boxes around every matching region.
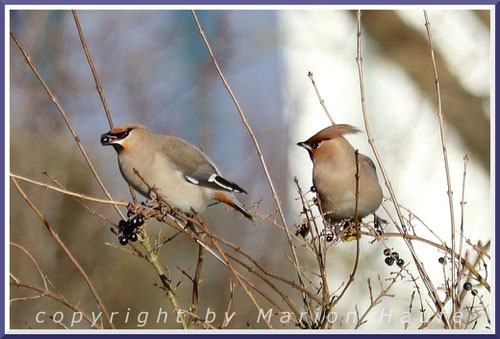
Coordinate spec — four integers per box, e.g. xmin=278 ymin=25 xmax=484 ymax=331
xmin=358 ymin=10 xmax=490 ymax=172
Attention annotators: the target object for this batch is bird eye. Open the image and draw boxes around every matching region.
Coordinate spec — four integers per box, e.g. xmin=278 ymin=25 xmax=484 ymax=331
xmin=120 ymin=131 xmax=130 ymax=138
xmin=312 ymin=141 xmax=322 ymax=149
xmin=100 ymin=135 xmax=110 ymax=145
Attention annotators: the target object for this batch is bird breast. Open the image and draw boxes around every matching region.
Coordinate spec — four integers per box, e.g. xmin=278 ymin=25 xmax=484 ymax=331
xmin=313 ymin=154 xmax=382 ymax=221
xmin=117 ymin=149 xmax=209 ymax=214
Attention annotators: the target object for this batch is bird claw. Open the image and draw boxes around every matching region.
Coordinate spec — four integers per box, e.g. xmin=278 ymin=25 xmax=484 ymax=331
xmin=374 ymin=214 xmax=388 ymax=228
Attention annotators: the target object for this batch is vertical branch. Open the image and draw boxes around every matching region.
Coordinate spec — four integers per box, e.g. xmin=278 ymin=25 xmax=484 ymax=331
xmin=307 ymin=71 xmax=335 ymax=124
xmin=326 ymin=151 xmax=361 ymax=318
xmin=188 ymin=243 xmax=205 ymax=329
xmin=138 ymin=228 xmax=187 ymax=329
xmin=9 ymin=30 xmax=125 ymax=220
xmin=190 ymin=10 xmax=309 ymax=308
xmin=423 ymin=10 xmax=457 ymax=325
xmin=196 ymin=219 xmax=273 ymax=329
xmin=71 ymin=10 xmax=114 ymax=129
xmin=355 ymin=10 xmax=450 ymax=328
xmin=456 ymin=154 xmax=469 ymax=308
xmin=11 ymin=178 xmax=115 ymax=329
xmin=72 ymin=10 xmax=140 ymax=206
xmin=354 ymin=150 xmax=360 ymax=223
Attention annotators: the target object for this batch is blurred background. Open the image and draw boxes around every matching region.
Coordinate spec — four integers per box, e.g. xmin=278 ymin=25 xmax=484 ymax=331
xmin=9 ymin=8 xmax=491 ymax=330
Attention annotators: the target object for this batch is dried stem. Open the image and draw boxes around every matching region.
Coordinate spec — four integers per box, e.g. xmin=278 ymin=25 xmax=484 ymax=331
xmin=71 ymin=10 xmax=114 ymax=129
xmin=10 ymin=243 xmax=48 ymax=291
xmin=355 ymin=269 xmax=404 ymax=329
xmin=326 ymin=151 xmax=361 ymax=323
xmin=355 ymin=10 xmax=449 ymax=328
xmin=9 ymin=30 xmax=125 ymax=220
xmin=457 ymin=154 xmax=469 ymax=308
xmin=10 ymin=274 xmax=99 ymax=329
xmin=423 ymin=10 xmax=458 ymax=326
xmin=307 ymin=71 xmax=335 ymax=124
xmin=187 ymin=243 xmax=205 ymax=329
xmin=10 ymin=173 xmax=128 ymax=206
xmin=196 ymin=218 xmax=273 ymax=329
xmin=191 ymin=10 xmax=308 ymax=315
xmin=138 ymin=227 xmax=187 ymax=329
xmin=11 ymin=177 xmax=115 ymax=329
xmin=42 ymin=171 xmax=117 ymax=226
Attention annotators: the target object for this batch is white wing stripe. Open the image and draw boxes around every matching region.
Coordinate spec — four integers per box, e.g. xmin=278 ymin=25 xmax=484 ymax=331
xmin=185 ymin=175 xmax=199 ymax=185
xmin=214 ymin=177 xmax=234 ymax=191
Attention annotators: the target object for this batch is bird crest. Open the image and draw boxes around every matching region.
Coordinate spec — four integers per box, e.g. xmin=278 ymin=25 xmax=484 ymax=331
xmin=305 ymin=124 xmax=360 ymax=144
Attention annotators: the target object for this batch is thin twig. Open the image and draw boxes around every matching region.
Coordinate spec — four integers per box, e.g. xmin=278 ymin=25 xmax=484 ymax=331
xmin=71 ymin=10 xmax=114 ymax=129
xmin=137 ymin=227 xmax=187 ymax=329
xmin=360 ymin=231 xmax=489 ymax=291
xmin=43 ymin=171 xmax=117 ymax=226
xmin=11 ymin=177 xmax=115 ymax=329
xmin=326 ymin=151 xmax=361 ymax=322
xmin=9 ymin=30 xmax=125 ymax=220
xmin=190 ymin=11 xmax=308 ymax=305
xmin=187 ymin=243 xmax=205 ymax=329
xmin=307 ymin=71 xmax=335 ymax=124
xmin=10 ymin=243 xmax=48 ymax=291
xmin=355 ymin=10 xmax=449 ymax=328
xmin=194 ymin=215 xmax=273 ymax=329
xmin=355 ymin=269 xmax=404 ymax=329
xmin=457 ymin=154 xmax=469 ymax=308
xmin=10 ymin=275 xmax=98 ymax=329
xmin=10 ymin=173 xmax=128 ymax=206
xmin=423 ymin=10 xmax=457 ymax=327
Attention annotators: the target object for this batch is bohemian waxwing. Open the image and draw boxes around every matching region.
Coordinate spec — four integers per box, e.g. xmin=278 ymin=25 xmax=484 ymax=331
xmin=297 ymin=124 xmax=383 ymax=222
xmin=100 ymin=123 xmax=253 ymax=220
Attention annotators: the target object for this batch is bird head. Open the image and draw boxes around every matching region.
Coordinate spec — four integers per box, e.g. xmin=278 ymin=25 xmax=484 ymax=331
xmin=100 ymin=124 xmax=147 ymax=152
xmin=297 ymin=124 xmax=360 ymax=160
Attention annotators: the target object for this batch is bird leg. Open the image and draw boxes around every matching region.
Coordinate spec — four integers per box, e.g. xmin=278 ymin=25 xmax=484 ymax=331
xmin=373 ymin=214 xmax=388 ymax=234
xmin=342 ymin=219 xmax=362 ymax=242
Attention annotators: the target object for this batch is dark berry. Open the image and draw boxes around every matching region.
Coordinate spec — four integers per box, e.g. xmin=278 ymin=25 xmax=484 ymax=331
xmin=463 ymin=282 xmax=472 ymax=291
xmin=438 ymin=257 xmax=446 ymax=265
xmin=310 ymin=185 xmax=317 ymax=192
xmin=137 ymin=215 xmax=144 ymax=225
xmin=118 ymin=236 xmax=129 ymax=246
xmin=383 ymin=248 xmax=391 ymax=256
xmin=127 ymin=210 xmax=134 ymax=218
xmin=391 ymin=252 xmax=399 ymax=260
xmin=376 ymin=229 xmax=383 ymax=236
xmin=122 ymin=224 xmax=134 ymax=236
xmin=326 ymin=234 xmax=333 ymax=242
xmin=118 ymin=220 xmax=129 ymax=230
xmin=385 ymin=257 xmax=395 ymax=266
xmin=397 ymin=259 xmax=405 ymax=267
xmin=131 ymin=215 xmax=145 ymax=227
xmin=471 ymin=289 xmax=478 ymax=296
xmin=129 ymin=233 xmax=138 ymax=242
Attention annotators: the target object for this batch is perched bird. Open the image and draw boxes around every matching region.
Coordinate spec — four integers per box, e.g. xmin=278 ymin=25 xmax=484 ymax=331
xmin=297 ymin=124 xmax=383 ymax=222
xmin=100 ymin=123 xmax=253 ymax=220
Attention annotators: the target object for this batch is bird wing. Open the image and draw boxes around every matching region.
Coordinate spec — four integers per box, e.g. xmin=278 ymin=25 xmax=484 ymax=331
xmin=158 ymin=135 xmax=247 ymax=194
xmin=360 ymin=154 xmax=378 ymax=173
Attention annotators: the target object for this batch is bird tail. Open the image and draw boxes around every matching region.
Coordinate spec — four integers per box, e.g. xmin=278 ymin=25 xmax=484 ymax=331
xmin=213 ymin=192 xmax=254 ymax=220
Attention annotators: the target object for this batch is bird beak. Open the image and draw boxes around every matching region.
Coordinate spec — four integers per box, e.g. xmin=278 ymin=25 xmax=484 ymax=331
xmin=296 ymin=141 xmax=311 ymax=150
xmin=100 ymin=133 xmax=117 ymax=146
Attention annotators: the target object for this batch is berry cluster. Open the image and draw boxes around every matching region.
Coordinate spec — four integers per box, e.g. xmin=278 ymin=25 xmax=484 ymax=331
xmin=383 ymin=248 xmax=405 ymax=267
xmin=295 ymin=222 xmax=310 ymax=238
xmin=117 ymin=213 xmax=144 ymax=246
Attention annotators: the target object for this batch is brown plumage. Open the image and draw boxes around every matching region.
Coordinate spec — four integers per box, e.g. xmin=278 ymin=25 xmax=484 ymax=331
xmin=297 ymin=124 xmax=383 ymax=222
xmin=101 ymin=123 xmax=253 ymax=220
